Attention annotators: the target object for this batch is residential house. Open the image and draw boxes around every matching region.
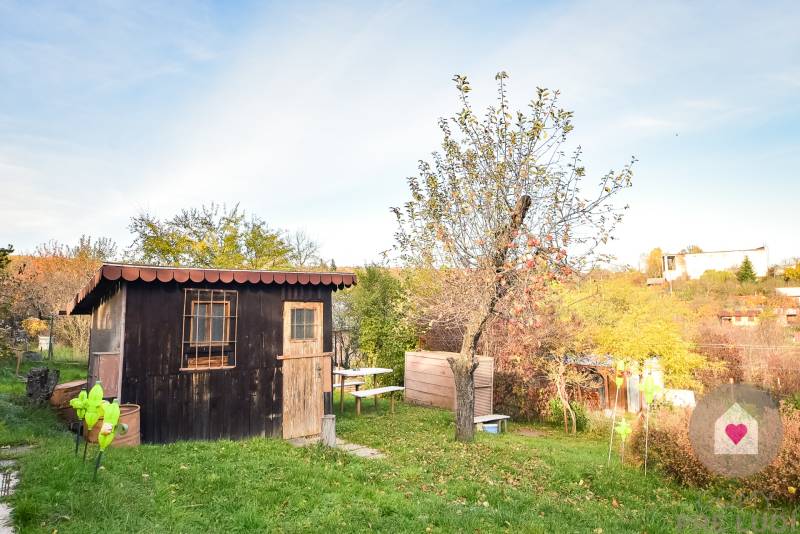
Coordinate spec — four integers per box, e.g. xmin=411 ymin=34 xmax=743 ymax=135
xmin=662 ymin=246 xmax=768 ymax=281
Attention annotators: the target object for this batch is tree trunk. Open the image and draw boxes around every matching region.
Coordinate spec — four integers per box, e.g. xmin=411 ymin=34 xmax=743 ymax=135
xmin=448 ymin=354 xmax=479 ymax=442
xmin=450 ymin=195 xmax=532 ymax=443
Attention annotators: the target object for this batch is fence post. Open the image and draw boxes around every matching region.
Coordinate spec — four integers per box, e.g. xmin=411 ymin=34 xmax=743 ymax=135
xmin=321 ymin=414 xmax=336 ymax=447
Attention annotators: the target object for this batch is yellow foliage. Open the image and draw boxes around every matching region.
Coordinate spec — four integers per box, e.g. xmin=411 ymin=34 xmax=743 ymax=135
xmin=21 ymin=317 xmax=48 ymax=339
xmin=568 ymin=274 xmax=708 ymax=389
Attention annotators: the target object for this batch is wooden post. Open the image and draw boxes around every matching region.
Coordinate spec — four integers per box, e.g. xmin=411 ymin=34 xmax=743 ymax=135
xmin=339 ymin=375 xmax=345 ymax=413
xmin=321 ymin=414 xmax=336 ymax=447
xmin=390 ymin=394 xmax=395 ymax=414
xmin=356 ymin=397 xmax=361 ymax=416
xmin=374 ymin=395 xmax=378 ymax=412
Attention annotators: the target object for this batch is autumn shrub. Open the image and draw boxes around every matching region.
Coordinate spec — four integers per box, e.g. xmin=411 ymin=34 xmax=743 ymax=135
xmin=549 ymin=397 xmax=590 ymax=431
xmin=630 ymin=406 xmax=715 ymax=487
xmin=21 ymin=317 xmax=48 ymax=339
xmin=632 ymin=404 xmax=800 ymax=503
xmin=492 ymin=366 xmax=552 ymax=421
xmin=742 ymin=405 xmax=800 ymax=503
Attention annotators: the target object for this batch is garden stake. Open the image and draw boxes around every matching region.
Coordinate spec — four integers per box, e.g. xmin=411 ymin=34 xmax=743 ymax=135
xmin=638 ymin=368 xmax=662 ymax=476
xmin=74 ymin=421 xmax=82 ymax=456
xmin=606 ymin=359 xmax=626 ymax=467
xmin=83 ymin=439 xmax=89 ymax=463
xmin=69 ymin=390 xmax=89 ymax=457
xmin=644 ymin=406 xmax=649 ymax=475
xmin=93 ymin=451 xmax=103 ymax=481
xmin=614 ymin=419 xmax=632 ymax=465
xmin=93 ymin=400 xmax=122 ymax=481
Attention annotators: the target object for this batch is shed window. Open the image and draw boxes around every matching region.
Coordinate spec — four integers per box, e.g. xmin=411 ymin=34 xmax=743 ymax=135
xmin=182 ymin=289 xmax=238 ymax=370
xmin=291 ymin=308 xmax=316 ymax=340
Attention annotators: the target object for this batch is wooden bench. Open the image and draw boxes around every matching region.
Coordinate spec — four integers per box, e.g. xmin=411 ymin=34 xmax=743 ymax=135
xmin=351 ymin=386 xmax=405 ymax=415
xmin=333 ymin=380 xmax=365 ymax=390
xmin=474 ymin=414 xmax=510 ymax=433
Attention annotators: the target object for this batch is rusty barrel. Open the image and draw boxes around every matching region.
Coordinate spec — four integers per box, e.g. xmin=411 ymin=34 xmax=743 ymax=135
xmin=84 ymin=404 xmax=141 ymax=447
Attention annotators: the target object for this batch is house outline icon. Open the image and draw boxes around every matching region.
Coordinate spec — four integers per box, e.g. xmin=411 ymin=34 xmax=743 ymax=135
xmin=714 ymin=403 xmax=758 ymax=455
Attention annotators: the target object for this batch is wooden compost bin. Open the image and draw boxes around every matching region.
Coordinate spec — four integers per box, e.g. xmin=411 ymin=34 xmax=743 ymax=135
xmin=404 ymin=351 xmax=494 ymax=417
xmin=49 ymin=380 xmax=87 ymax=424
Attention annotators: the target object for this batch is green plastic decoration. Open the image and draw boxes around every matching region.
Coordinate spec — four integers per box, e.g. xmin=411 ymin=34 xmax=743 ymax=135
xmin=615 ymin=418 xmax=633 ymax=465
xmin=638 ymin=365 xmax=662 ymax=475
xmin=84 ymin=383 xmax=105 ymax=430
xmin=639 ymin=373 xmax=662 ymax=406
xmin=607 ymin=359 xmax=627 ymax=467
xmin=70 ymin=390 xmax=89 ymax=456
xmin=614 ymin=359 xmax=627 ymax=388
xmin=69 ymin=390 xmax=89 ymax=419
xmin=97 ymin=400 xmax=121 ymax=451
xmin=615 ymin=419 xmax=632 ymax=441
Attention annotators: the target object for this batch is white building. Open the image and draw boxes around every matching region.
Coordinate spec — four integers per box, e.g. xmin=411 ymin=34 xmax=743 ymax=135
xmin=662 ymin=246 xmax=768 ymax=281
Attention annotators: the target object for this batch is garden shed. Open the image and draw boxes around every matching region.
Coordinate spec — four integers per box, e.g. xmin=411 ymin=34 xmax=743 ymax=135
xmin=67 ymin=263 xmax=355 ymax=443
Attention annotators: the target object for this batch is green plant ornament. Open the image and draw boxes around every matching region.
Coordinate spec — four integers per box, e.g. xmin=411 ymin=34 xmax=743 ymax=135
xmin=84 ymin=383 xmax=105 ymax=430
xmin=97 ymin=400 xmax=120 ymax=451
xmin=638 ymin=369 xmax=662 ymax=476
xmin=70 ymin=389 xmax=89 ymax=456
xmin=615 ymin=418 xmax=633 ymax=465
xmin=614 ymin=359 xmax=626 ymax=388
xmin=607 ymin=359 xmax=628 ymax=467
xmin=615 ymin=419 xmax=632 ymax=441
xmin=639 ymin=373 xmax=662 ymax=406
xmin=69 ymin=390 xmax=89 ymax=419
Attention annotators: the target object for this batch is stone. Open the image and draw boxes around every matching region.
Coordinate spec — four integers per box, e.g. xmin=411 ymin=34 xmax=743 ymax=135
xmin=22 ymin=351 xmax=42 ymax=362
xmin=25 ymin=367 xmax=59 ymax=404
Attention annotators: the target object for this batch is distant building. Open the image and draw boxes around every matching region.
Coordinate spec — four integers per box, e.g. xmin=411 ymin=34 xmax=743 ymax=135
xmin=718 ymin=309 xmax=761 ymax=327
xmin=662 ymin=246 xmax=768 ymax=281
xmin=776 ymin=287 xmax=800 ymax=306
xmin=718 ymin=307 xmax=798 ymax=327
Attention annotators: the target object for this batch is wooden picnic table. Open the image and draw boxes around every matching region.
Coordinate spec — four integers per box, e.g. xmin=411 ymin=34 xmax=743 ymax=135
xmin=333 ymin=367 xmax=393 ymax=413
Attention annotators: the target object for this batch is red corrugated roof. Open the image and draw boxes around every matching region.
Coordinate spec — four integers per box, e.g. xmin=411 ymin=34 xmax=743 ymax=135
xmin=67 ymin=263 xmax=356 ymax=315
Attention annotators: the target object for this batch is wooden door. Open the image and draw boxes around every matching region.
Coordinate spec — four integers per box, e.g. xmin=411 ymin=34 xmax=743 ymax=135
xmin=88 ymin=352 xmax=120 ymax=398
xmin=280 ymin=301 xmax=325 ymax=439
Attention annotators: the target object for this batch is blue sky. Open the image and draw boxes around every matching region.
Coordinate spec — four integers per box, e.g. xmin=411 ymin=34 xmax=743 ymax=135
xmin=2 ymin=1 xmax=799 ymax=267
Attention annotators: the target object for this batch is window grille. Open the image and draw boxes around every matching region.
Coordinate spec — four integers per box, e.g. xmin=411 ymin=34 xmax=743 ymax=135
xmin=290 ymin=307 xmax=317 ymax=340
xmin=181 ymin=289 xmax=238 ymax=370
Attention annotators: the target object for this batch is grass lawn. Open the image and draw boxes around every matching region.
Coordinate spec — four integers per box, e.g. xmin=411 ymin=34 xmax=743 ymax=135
xmin=1 ymin=359 xmax=796 ymax=533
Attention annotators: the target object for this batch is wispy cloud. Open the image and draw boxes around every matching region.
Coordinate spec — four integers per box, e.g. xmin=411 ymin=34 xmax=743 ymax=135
xmin=2 ymin=0 xmax=799 ymax=266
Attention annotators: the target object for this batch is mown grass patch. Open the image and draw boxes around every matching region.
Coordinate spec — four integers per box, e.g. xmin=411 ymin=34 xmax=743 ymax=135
xmin=1 ymin=359 xmax=796 ymax=533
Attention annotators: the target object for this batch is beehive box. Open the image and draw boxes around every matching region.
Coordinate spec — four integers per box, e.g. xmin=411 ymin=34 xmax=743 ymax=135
xmin=404 ymin=351 xmax=493 ymax=417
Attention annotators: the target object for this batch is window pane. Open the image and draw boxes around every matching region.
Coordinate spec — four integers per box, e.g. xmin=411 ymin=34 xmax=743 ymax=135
xmin=304 ymin=324 xmax=315 ymax=340
xmin=305 ymin=309 xmax=315 ymax=326
xmin=194 ymin=304 xmax=208 ymax=342
xmin=211 ymin=317 xmax=225 ymax=342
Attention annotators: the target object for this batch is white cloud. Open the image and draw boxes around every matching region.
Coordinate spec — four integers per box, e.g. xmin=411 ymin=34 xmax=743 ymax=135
xmin=2 ymin=0 xmax=799 ymax=267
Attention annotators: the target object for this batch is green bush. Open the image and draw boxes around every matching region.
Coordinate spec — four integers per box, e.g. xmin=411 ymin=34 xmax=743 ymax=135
xmin=336 ymin=265 xmax=417 ymax=386
xmin=549 ymin=397 xmax=590 ymax=432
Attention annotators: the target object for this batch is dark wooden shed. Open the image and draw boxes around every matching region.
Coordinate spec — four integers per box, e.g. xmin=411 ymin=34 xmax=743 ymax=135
xmin=67 ymin=263 xmax=356 ymax=444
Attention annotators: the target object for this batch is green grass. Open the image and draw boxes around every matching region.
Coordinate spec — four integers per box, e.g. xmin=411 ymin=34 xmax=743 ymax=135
xmin=15 ymin=343 xmax=87 ymax=364
xmin=0 ymin=360 xmax=86 ymax=447
xmin=1 ymin=359 xmax=796 ymax=533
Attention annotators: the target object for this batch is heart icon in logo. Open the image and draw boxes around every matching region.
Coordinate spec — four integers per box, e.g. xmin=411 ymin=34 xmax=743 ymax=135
xmin=725 ymin=423 xmax=748 ymax=445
